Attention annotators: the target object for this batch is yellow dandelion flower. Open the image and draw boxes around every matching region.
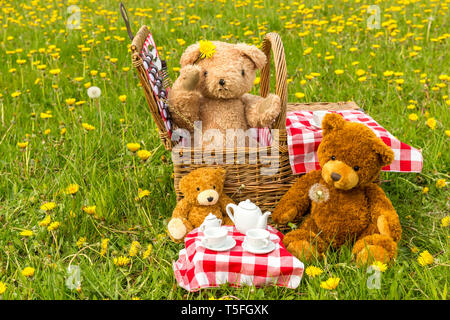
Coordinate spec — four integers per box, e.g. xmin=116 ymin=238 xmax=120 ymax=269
xmin=118 ymin=95 xmax=127 ymax=103
xmin=356 ymin=69 xmax=366 ymax=76
xmin=47 ymin=221 xmax=60 ymax=231
xmin=409 ymin=113 xmax=418 ymax=121
xmin=0 ymin=282 xmax=6 ymax=295
xmin=441 ymin=216 xmax=450 ymax=227
xmin=40 ymin=202 xmax=56 ymax=212
xmin=371 ymin=261 xmax=388 ymax=272
xmin=65 ymin=98 xmax=76 ymax=105
xmin=11 ymin=91 xmax=22 ymax=98
xmin=136 ymin=188 xmax=151 ymax=201
xmin=82 ymin=206 xmax=96 ymax=215
xmin=82 ymin=123 xmax=95 ymax=131
xmin=436 ymin=179 xmax=446 ymax=188
xmin=143 ymin=244 xmax=153 ymax=259
xmin=334 ymin=69 xmax=344 ymax=75
xmin=17 ymin=141 xmax=29 ymax=149
xmin=49 ymin=68 xmax=61 ymax=75
xmin=100 ymin=238 xmax=110 ymax=256
xmin=65 ymin=183 xmax=80 ymax=195
xmin=305 ymin=266 xmax=324 ymax=278
xmin=295 ymin=92 xmax=305 ymax=99
xmin=320 ymin=277 xmax=340 ymax=290
xmin=417 ymin=250 xmax=434 ymax=266
xmin=76 ymin=237 xmax=87 ymax=248
xmin=253 ymin=76 xmax=260 ymax=85
xmin=422 ymin=187 xmax=429 ymax=194
xmin=127 ymin=143 xmax=141 ymax=153
xmin=113 ymin=256 xmax=130 ymax=267
xmin=137 ymin=149 xmax=151 ymax=161
xmin=128 ymin=241 xmax=141 ymax=257
xmin=303 ymin=47 xmax=313 ymax=55
xmin=426 ymin=117 xmax=437 ymax=130
xmin=20 ymin=229 xmax=34 ymax=237
xmin=39 ymin=215 xmax=51 ymax=227
xmin=40 ymin=112 xmax=53 ymax=119
xmin=22 ymin=267 xmax=35 ymax=277
xmin=199 ymin=40 xmax=216 ymax=59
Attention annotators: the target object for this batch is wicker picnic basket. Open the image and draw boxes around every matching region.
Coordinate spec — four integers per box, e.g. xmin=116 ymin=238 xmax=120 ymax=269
xmin=130 ymin=27 xmax=359 ymax=211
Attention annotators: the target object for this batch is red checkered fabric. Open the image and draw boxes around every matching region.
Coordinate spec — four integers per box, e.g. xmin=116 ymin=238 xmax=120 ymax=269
xmin=285 ymin=110 xmax=423 ymax=175
xmin=173 ymin=225 xmax=304 ymax=292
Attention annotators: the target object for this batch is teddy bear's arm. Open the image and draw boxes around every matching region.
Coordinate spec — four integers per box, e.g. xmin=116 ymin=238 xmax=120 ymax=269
xmin=242 ymin=93 xmax=281 ymax=128
xmin=272 ymin=170 xmax=322 ymax=225
xmin=364 ymin=183 xmax=402 ymax=242
xmin=168 ymin=65 xmax=202 ymax=129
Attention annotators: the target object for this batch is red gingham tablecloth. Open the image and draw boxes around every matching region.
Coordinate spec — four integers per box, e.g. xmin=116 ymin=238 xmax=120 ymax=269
xmin=173 ymin=226 xmax=304 ymax=292
xmin=285 ymin=110 xmax=423 ymax=175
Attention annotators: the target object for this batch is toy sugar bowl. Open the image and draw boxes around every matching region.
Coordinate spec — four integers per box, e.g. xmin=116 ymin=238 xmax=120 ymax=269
xmin=199 ymin=213 xmax=222 ymax=232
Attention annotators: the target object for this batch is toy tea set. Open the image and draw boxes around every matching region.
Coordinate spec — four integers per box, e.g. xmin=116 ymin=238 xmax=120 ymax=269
xmin=200 ymin=200 xmax=274 ymax=254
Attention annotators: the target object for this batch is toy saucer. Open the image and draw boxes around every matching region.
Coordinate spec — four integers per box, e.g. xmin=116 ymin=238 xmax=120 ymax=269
xmin=201 ymin=237 xmax=236 ymax=252
xmin=242 ymin=240 xmax=276 ymax=254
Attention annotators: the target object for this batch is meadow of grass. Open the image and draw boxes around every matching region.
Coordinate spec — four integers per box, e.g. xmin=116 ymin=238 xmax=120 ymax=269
xmin=0 ymin=0 xmax=448 ymax=300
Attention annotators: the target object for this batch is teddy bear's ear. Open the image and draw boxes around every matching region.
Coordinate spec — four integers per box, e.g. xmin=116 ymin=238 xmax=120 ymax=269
xmin=322 ymin=113 xmax=346 ymax=136
xmin=215 ymin=168 xmax=227 ymax=184
xmin=372 ymin=138 xmax=394 ymax=167
xmin=180 ymin=43 xmax=200 ymax=67
xmin=236 ymin=43 xmax=267 ymax=70
xmin=179 ymin=172 xmax=194 ymax=194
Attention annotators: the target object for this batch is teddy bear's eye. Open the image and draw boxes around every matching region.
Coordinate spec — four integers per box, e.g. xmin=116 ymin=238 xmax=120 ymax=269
xmin=331 ymin=155 xmax=336 ymax=160
xmin=196 ymin=187 xmax=200 ymax=191
xmin=241 ymin=69 xmax=245 ymax=76
xmin=353 ymin=166 xmax=360 ymax=171
xmin=204 ymin=71 xmax=208 ymax=77
xmin=213 ymin=185 xmax=216 ymax=190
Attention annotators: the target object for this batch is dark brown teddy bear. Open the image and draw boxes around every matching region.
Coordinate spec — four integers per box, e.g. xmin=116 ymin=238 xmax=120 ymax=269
xmin=272 ymin=113 xmax=402 ymax=265
xmin=167 ymin=167 xmax=235 ymax=242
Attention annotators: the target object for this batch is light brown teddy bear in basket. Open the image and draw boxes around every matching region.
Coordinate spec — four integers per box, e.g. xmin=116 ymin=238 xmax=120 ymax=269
xmin=168 ymin=40 xmax=280 ymax=146
xmin=167 ymin=167 xmax=235 ymax=242
xmin=272 ymin=113 xmax=402 ymax=266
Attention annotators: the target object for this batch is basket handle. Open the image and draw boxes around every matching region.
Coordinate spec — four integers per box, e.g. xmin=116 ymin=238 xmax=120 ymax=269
xmin=259 ymin=33 xmax=288 ymax=131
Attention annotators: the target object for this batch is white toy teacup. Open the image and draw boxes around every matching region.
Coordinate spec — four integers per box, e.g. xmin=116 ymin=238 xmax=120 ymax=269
xmin=245 ymin=228 xmax=271 ymax=250
xmin=202 ymin=227 xmax=228 ymax=248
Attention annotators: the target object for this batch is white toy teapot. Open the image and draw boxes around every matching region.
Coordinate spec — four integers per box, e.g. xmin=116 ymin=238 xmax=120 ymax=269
xmin=199 ymin=213 xmax=222 ymax=232
xmin=226 ymin=199 xmax=271 ymax=234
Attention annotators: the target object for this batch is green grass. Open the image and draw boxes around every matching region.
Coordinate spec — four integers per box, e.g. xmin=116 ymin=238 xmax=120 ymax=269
xmin=0 ymin=0 xmax=449 ymax=300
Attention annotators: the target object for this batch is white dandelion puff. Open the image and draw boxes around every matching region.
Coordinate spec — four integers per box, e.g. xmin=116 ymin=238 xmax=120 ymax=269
xmin=87 ymin=86 xmax=101 ymax=99
xmin=308 ymin=183 xmax=330 ymax=203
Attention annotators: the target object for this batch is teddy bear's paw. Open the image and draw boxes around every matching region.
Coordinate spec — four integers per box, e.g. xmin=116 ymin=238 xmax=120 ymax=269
xmin=354 ymin=245 xmax=390 ymax=266
xmin=179 ymin=65 xmax=201 ymax=91
xmin=286 ymin=240 xmax=317 ymax=262
xmin=272 ymin=207 xmax=297 ymax=225
xmin=168 ymin=218 xmax=187 ymax=240
xmin=258 ymin=94 xmax=281 ymax=127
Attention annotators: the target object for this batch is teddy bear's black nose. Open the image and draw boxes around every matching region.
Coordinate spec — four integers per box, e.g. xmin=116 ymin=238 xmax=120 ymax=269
xmin=219 ymin=79 xmax=226 ymax=86
xmin=207 ymin=197 xmax=214 ymax=202
xmin=331 ymin=172 xmax=342 ymax=181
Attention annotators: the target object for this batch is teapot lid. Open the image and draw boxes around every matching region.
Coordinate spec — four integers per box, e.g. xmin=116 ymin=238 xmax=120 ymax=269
xmin=238 ymin=199 xmax=258 ymax=211
xmin=204 ymin=213 xmax=218 ymax=220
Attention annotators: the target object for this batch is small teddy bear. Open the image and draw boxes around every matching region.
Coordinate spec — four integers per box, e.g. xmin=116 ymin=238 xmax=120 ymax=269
xmin=167 ymin=167 xmax=235 ymax=242
xmin=168 ymin=40 xmax=281 ymax=146
xmin=272 ymin=113 xmax=402 ymax=265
